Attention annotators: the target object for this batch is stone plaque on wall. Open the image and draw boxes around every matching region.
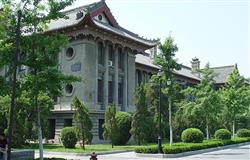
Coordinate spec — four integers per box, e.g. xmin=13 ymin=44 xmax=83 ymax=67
xmin=71 ymin=62 xmax=81 ymax=72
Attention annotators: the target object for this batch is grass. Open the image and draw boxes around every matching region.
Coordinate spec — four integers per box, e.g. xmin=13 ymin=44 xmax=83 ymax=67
xmin=22 ymin=143 xmax=139 ymax=154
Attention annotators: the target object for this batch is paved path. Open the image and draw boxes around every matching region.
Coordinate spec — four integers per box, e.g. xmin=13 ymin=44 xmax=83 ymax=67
xmin=36 ymin=144 xmax=250 ymax=160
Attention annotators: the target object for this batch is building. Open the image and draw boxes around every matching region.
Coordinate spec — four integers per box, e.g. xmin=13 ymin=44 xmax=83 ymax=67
xmin=0 ymin=0 xmax=244 ymax=144
xmin=45 ymin=0 xmax=157 ymax=143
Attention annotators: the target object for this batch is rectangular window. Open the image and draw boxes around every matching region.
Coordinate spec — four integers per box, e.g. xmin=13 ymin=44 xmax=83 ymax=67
xmin=108 ymin=81 xmax=113 ymax=103
xmin=64 ymin=119 xmax=72 ymax=127
xmin=47 ymin=119 xmax=56 ymax=139
xmin=53 ymin=96 xmax=58 ymax=104
xmin=98 ymin=42 xmax=104 ymax=65
xmin=118 ymin=48 xmax=123 ymax=69
xmin=108 ymin=45 xmax=113 ymax=62
xmin=118 ymin=82 xmax=123 ymax=104
xmin=98 ymin=79 xmax=103 ymax=103
xmin=98 ymin=119 xmax=104 ymax=140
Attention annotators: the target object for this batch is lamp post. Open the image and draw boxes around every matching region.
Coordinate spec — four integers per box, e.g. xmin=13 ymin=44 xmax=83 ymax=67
xmin=157 ymin=70 xmax=163 ymax=153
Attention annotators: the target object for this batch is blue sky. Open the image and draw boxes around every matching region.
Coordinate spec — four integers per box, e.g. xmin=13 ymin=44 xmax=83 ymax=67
xmin=71 ymin=0 xmax=249 ymax=77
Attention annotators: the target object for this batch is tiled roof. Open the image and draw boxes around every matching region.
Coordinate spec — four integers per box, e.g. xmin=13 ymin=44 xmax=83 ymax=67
xmin=174 ymin=65 xmax=201 ymax=81
xmin=135 ymin=54 xmax=201 ymax=81
xmin=212 ymin=65 xmax=235 ymax=84
xmin=135 ymin=54 xmax=160 ymax=69
xmin=135 ymin=55 xmax=237 ymax=83
xmin=47 ymin=0 xmax=156 ymax=47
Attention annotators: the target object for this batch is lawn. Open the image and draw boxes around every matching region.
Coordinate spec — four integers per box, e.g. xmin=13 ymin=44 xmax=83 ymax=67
xmin=22 ymin=143 xmax=140 ymax=154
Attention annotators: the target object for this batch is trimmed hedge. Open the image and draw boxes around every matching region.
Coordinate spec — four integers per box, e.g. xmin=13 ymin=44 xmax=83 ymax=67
xmin=214 ymin=129 xmax=231 ymax=140
xmin=237 ymin=129 xmax=250 ymax=137
xmin=181 ymin=128 xmax=204 ymax=143
xmin=61 ymin=127 xmax=77 ymax=148
xmin=135 ymin=137 xmax=250 ymax=154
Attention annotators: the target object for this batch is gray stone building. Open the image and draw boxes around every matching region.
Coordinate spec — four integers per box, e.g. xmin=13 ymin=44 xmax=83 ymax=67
xmin=45 ymin=0 xmax=157 ymax=143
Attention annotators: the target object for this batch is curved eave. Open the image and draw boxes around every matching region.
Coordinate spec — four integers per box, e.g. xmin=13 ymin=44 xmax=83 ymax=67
xmin=45 ymin=14 xmax=157 ymax=49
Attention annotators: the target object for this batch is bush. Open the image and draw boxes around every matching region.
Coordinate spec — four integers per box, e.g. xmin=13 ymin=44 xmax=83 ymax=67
xmin=181 ymin=128 xmax=204 ymax=143
xmin=61 ymin=127 xmax=77 ymax=148
xmin=237 ymin=129 xmax=250 ymax=137
xmin=214 ymin=129 xmax=231 ymax=140
xmin=114 ymin=112 xmax=132 ymax=145
xmin=134 ymin=145 xmax=158 ymax=153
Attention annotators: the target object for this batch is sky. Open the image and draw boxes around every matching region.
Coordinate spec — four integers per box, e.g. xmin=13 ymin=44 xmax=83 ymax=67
xmin=69 ymin=0 xmax=249 ymax=77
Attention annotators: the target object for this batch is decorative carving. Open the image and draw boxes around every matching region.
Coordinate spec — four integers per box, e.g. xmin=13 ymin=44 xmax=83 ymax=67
xmin=71 ymin=62 xmax=82 ymax=72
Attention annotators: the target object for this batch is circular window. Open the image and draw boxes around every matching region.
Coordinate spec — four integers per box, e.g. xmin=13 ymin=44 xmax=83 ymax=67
xmin=66 ymin=47 xmax=74 ymax=59
xmin=65 ymin=84 xmax=74 ymax=96
xmin=98 ymin=14 xmax=102 ymax=21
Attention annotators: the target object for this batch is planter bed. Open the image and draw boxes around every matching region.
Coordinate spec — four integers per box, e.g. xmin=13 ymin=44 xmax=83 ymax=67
xmin=135 ymin=137 xmax=250 ymax=158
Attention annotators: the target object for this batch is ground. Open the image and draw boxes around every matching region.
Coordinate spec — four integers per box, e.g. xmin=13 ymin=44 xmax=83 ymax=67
xmin=35 ymin=144 xmax=250 ymax=160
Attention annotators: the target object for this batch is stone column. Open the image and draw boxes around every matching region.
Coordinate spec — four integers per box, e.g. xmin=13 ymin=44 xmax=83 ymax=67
xmin=103 ymin=42 xmax=109 ymax=110
xmin=127 ymin=52 xmax=136 ymax=112
xmin=123 ymin=50 xmax=128 ymax=110
xmin=113 ymin=46 xmax=119 ymax=107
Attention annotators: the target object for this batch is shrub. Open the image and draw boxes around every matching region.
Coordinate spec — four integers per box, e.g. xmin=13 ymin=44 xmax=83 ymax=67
xmin=181 ymin=128 xmax=204 ymax=143
xmin=134 ymin=145 xmax=158 ymax=153
xmin=237 ymin=129 xmax=250 ymax=137
xmin=135 ymin=138 xmax=250 ymax=154
xmin=61 ymin=127 xmax=77 ymax=148
xmin=214 ymin=129 xmax=231 ymax=140
xmin=114 ymin=112 xmax=132 ymax=145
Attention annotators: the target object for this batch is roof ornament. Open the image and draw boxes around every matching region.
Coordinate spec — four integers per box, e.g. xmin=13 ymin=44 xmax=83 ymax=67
xmin=76 ymin=11 xmax=83 ymax=20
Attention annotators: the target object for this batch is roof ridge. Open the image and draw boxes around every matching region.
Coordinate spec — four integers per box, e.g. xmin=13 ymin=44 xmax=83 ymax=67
xmin=62 ymin=0 xmax=103 ymax=14
xmin=211 ymin=65 xmax=235 ymax=69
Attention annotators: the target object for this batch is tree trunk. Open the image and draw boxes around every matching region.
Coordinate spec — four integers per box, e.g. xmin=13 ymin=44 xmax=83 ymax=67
xmin=7 ymin=10 xmax=21 ymax=160
xmin=81 ymin=123 xmax=85 ymax=150
xmin=37 ymin=104 xmax=44 ymax=160
xmin=138 ymin=135 xmax=141 ymax=146
xmin=206 ymin=115 xmax=209 ymax=140
xmin=169 ymin=97 xmax=173 ymax=147
xmin=232 ymin=118 xmax=235 ymax=138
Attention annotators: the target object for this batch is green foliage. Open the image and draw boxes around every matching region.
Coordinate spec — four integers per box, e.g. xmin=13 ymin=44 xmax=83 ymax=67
xmin=114 ymin=112 xmax=132 ymax=145
xmin=181 ymin=128 xmax=204 ymax=143
xmin=220 ymin=67 xmax=250 ymax=136
xmin=214 ymin=129 xmax=231 ymax=140
xmin=177 ymin=64 xmax=221 ymax=140
xmin=103 ymin=105 xmax=119 ymax=148
xmin=61 ymin=127 xmax=77 ymax=148
xmin=135 ymin=137 xmax=250 ymax=154
xmin=130 ymin=84 xmax=152 ymax=145
xmin=237 ymin=129 xmax=250 ymax=137
xmin=71 ymin=97 xmax=92 ymax=149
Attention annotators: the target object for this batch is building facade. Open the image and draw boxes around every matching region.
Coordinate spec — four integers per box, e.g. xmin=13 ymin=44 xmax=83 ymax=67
xmin=45 ymin=0 xmax=157 ymax=143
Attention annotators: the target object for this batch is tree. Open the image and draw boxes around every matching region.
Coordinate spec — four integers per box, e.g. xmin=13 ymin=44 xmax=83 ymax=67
xmin=130 ymin=84 xmax=150 ymax=145
xmin=103 ymin=104 xmax=118 ymax=148
xmin=0 ymin=1 xmax=76 ymax=159
xmin=71 ymin=97 xmax=93 ymax=149
xmin=153 ymin=36 xmax=181 ymax=146
xmin=220 ymin=67 xmax=250 ymax=137
xmin=179 ymin=64 xmax=221 ymax=140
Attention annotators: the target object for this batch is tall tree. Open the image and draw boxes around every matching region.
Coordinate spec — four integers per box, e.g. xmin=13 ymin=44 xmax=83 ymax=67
xmin=103 ymin=104 xmax=118 ymax=148
xmin=154 ymin=36 xmax=181 ymax=146
xmin=71 ymin=97 xmax=93 ymax=149
xmin=180 ymin=63 xmax=221 ymax=139
xmin=130 ymin=84 xmax=150 ymax=145
xmin=0 ymin=1 xmax=76 ymax=159
xmin=220 ymin=66 xmax=250 ymax=137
